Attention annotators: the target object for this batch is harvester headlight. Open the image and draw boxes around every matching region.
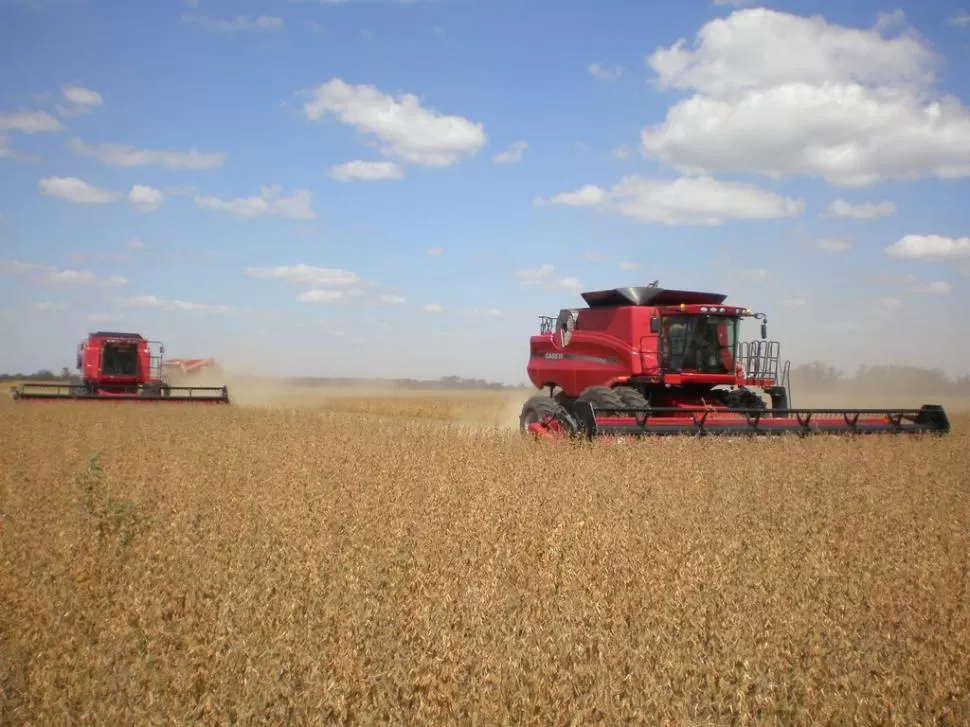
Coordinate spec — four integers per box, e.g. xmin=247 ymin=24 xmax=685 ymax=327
xmin=680 ymin=303 xmax=686 ymax=310
xmin=700 ymin=306 xmax=709 ymax=312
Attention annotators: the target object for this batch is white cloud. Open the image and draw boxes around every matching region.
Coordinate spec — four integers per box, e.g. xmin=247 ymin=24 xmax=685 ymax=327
xmin=57 ymin=85 xmax=103 ymax=117
xmin=129 ymin=184 xmax=164 ymax=213
xmin=39 ymin=176 xmax=121 ymax=204
xmin=88 ymin=313 xmax=124 ymax=322
xmin=423 ymin=303 xmax=443 ymax=313
xmin=740 ymin=267 xmax=769 ymax=282
xmin=640 ymin=8 xmax=970 ymax=187
xmin=824 ymin=199 xmax=896 ymax=219
xmin=379 ymin=294 xmax=407 ymax=304
xmin=1 ymin=258 xmax=128 ymax=287
xmin=948 ymin=12 xmax=970 ymax=27
xmin=194 ymin=186 xmax=315 ymax=219
xmin=181 ymin=13 xmax=283 ymax=31
xmin=328 ymin=160 xmax=404 ymax=181
xmin=120 ymin=295 xmax=233 ymax=313
xmin=297 ymin=290 xmax=346 ymax=303
xmin=913 ymin=280 xmax=952 ymax=294
xmin=816 ymin=237 xmax=851 ymax=252
xmin=473 ymin=307 xmax=502 ymax=317
xmin=648 ymin=9 xmax=934 ymax=96
xmin=0 ymin=109 xmax=63 ymax=133
xmin=48 ymin=270 xmax=127 ymax=286
xmin=515 ymin=263 xmax=556 ymax=286
xmin=425 ymin=247 xmax=444 ymax=256
xmin=0 ymin=136 xmax=16 ymax=158
xmin=619 ymin=261 xmax=640 ymax=270
xmin=884 ymin=234 xmax=970 ymax=261
xmin=492 ymin=141 xmax=528 ymax=165
xmin=127 ymin=239 xmax=145 ymax=249
xmin=32 ymin=301 xmax=66 ymax=312
xmin=302 ymin=78 xmax=487 ymax=167
xmin=245 ymin=264 xmax=360 ymax=286
xmin=555 ymin=276 xmax=583 ymax=290
xmin=588 ymin=62 xmax=624 ymax=81
xmin=536 ymin=175 xmax=805 ymax=225
xmin=781 ymin=297 xmax=807 ymax=306
xmin=70 ymin=138 xmax=227 ymax=169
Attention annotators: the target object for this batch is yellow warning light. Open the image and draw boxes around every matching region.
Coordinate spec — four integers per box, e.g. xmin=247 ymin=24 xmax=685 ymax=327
xmin=680 ymin=303 xmax=686 ymax=310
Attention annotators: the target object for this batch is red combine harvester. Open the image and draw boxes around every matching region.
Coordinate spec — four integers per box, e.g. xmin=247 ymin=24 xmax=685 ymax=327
xmin=520 ymin=284 xmax=950 ymax=438
xmin=9 ymin=331 xmax=230 ymax=403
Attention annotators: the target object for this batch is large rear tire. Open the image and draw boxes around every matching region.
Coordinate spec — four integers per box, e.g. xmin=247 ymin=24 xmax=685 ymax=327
xmin=612 ymin=385 xmax=650 ymax=410
xmin=576 ymin=385 xmax=627 ymax=410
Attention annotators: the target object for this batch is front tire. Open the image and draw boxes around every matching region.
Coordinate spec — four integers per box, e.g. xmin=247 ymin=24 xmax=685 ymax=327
xmin=519 ymin=395 xmax=576 ymax=437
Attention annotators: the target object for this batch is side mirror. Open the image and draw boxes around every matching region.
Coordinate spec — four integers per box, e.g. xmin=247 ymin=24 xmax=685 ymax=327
xmin=160 ymin=345 xmax=165 ymax=354
xmin=761 ymin=322 xmax=767 ymax=340
xmin=650 ymin=317 xmax=660 ymax=334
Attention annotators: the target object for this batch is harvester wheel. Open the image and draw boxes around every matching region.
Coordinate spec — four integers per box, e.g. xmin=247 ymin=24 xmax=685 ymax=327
xmin=722 ymin=387 xmax=767 ymax=411
xmin=519 ymin=395 xmax=576 ymax=437
xmin=612 ymin=385 xmax=650 ymax=411
xmin=576 ymin=385 xmax=627 ymax=411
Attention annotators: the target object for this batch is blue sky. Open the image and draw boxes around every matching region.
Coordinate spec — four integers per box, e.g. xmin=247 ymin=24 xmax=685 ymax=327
xmin=1 ymin=0 xmax=969 ymax=384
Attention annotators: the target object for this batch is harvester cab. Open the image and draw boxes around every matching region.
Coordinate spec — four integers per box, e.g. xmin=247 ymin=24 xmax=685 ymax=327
xmin=520 ymin=284 xmax=950 ymax=439
xmin=11 ymin=331 xmax=230 ymax=404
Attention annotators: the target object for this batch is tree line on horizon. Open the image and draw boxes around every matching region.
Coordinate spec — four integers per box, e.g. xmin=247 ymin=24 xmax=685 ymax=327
xmin=3 ymin=362 xmax=970 ymax=395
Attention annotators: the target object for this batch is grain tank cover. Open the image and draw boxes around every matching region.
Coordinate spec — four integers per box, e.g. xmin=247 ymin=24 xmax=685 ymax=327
xmin=90 ymin=331 xmax=145 ymax=339
xmin=580 ymin=287 xmax=729 ymax=308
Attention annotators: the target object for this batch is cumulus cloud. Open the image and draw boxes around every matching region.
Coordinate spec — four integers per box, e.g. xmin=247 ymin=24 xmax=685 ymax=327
xmin=302 ymin=78 xmax=487 ymax=167
xmin=297 ymin=290 xmax=346 ymax=303
xmin=816 ymin=237 xmax=851 ymax=252
xmin=639 ymin=8 xmax=970 ymax=187
xmin=0 ymin=109 xmax=63 ymax=133
xmin=181 ymin=13 xmax=283 ymax=31
xmin=824 ymin=199 xmax=897 ymax=219
xmin=120 ymin=295 xmax=233 ymax=313
xmin=492 ymin=141 xmax=528 ymax=165
xmin=515 ymin=263 xmax=556 ymax=286
xmin=535 ymin=175 xmax=805 ymax=225
xmin=328 ymin=160 xmax=404 ymax=181
xmin=70 ymin=138 xmax=227 ymax=169
xmin=423 ymin=303 xmax=443 ymax=313
xmin=0 ymin=258 xmax=127 ymax=287
xmin=588 ymin=62 xmax=624 ymax=81
xmin=39 ymin=176 xmax=121 ymax=204
xmin=245 ymin=264 xmax=361 ymax=286
xmin=194 ymin=185 xmax=315 ymax=219
xmin=56 ymin=85 xmax=103 ymax=117
xmin=884 ymin=235 xmax=970 ymax=261
xmin=129 ymin=184 xmax=164 ymax=213
xmin=0 ymin=136 xmax=16 ymax=158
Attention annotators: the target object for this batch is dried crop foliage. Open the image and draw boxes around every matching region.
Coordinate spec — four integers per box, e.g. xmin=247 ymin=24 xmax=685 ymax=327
xmin=1 ymin=390 xmax=969 ymax=725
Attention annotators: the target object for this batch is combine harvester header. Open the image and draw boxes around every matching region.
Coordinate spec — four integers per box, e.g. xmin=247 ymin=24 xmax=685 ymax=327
xmin=519 ymin=283 xmax=950 ymax=439
xmin=10 ymin=331 xmax=230 ymax=404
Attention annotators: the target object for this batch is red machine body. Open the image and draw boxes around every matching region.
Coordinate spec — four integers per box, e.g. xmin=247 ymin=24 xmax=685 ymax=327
xmin=520 ymin=285 xmax=949 ymax=438
xmin=11 ymin=331 xmax=230 ymax=403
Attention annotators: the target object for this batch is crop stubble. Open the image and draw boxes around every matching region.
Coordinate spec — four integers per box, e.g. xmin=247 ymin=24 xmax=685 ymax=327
xmin=1 ymin=389 xmax=969 ymax=725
